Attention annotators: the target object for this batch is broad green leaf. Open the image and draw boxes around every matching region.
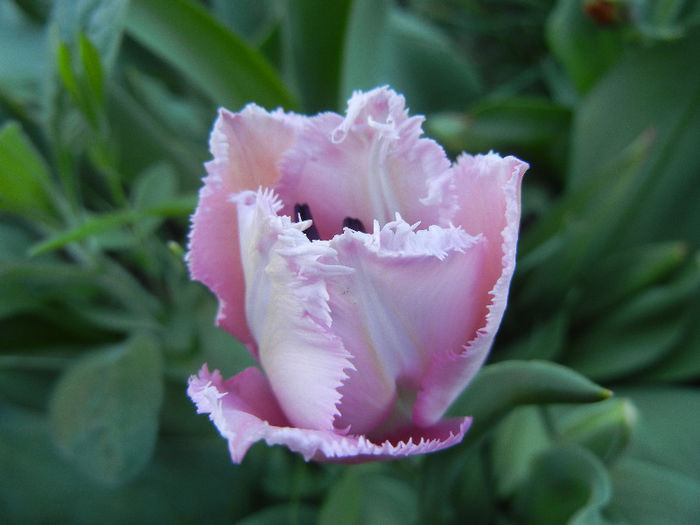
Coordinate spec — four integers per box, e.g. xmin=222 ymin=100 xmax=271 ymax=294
xmin=426 ymin=97 xmax=571 ymax=162
xmin=1 ymin=400 xmax=252 ymax=522
xmin=0 ymin=121 xmax=54 ymax=218
xmin=608 ymin=458 xmax=700 ymax=525
xmin=492 ymin=406 xmax=552 ymax=497
xmin=618 ymin=386 xmax=700 ymax=480
xmin=341 ymin=3 xmax=481 ymax=113
xmin=568 ymin=28 xmax=700 ymax=247
xmin=547 ymin=0 xmax=627 ymax=93
xmin=211 ymin=0 xmax=282 ymax=45
xmin=283 ymin=0 xmax=352 ymax=112
xmin=557 ymin=398 xmax=636 ymax=464
xmin=448 ymin=360 xmax=611 ymax=446
xmin=0 ymin=1 xmax=47 ymax=104
xmin=339 ymin=0 xmax=391 ymax=105
xmin=376 ymin=9 xmax=481 ymax=114
xmin=125 ymin=0 xmax=296 ymax=110
xmin=319 ymin=465 xmax=418 ymax=525
xmin=49 ymin=335 xmax=164 ymax=485
xmin=514 ymin=445 xmax=613 ymax=525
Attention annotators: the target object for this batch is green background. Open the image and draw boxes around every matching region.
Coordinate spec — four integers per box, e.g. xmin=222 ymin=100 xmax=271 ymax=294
xmin=1 ymin=0 xmax=698 ymax=523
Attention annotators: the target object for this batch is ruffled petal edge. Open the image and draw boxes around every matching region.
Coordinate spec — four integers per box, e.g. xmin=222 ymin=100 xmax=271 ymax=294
xmin=188 ymin=365 xmax=471 ymax=463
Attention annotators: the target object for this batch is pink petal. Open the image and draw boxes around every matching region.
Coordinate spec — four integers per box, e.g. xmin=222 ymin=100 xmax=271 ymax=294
xmin=234 ymin=189 xmax=354 ymax=431
xmin=277 ymin=87 xmax=454 ymax=240
xmin=326 ymin=217 xmax=489 ymax=436
xmin=413 ymin=153 xmax=527 ymax=426
xmin=188 ymin=365 xmax=471 ymax=462
xmin=187 ymin=105 xmax=304 ymax=352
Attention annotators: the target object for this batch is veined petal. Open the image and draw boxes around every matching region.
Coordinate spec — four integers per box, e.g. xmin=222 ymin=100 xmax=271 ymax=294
xmin=413 ymin=152 xmax=527 ymax=426
xmin=327 ymin=217 xmax=488 ymax=436
xmin=187 ymin=105 xmax=304 ymax=352
xmin=188 ymin=365 xmax=470 ymax=463
xmin=235 ymin=189 xmax=354 ymax=431
xmin=277 ymin=86 xmax=454 ymax=240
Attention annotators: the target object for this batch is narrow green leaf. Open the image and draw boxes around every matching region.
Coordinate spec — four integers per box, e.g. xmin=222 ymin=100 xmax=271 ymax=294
xmin=574 ymin=241 xmax=689 ymax=320
xmin=52 ymin=0 xmax=129 ymax=70
xmin=125 ymin=0 xmax=296 ymax=109
xmin=28 ymin=196 xmax=195 ymax=256
xmin=29 ymin=209 xmax=135 ymax=256
xmin=566 ymin=257 xmax=699 ymax=381
xmin=79 ymin=32 xmax=104 ymax=107
xmin=49 ymin=335 xmax=164 ymax=485
xmin=0 ymin=121 xmax=55 ymax=218
xmin=448 ymin=360 xmax=611 ymax=446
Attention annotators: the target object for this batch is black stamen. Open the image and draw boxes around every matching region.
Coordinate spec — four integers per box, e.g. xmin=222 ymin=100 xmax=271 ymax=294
xmin=294 ymin=203 xmax=320 ymax=241
xmin=342 ymin=217 xmax=366 ymax=233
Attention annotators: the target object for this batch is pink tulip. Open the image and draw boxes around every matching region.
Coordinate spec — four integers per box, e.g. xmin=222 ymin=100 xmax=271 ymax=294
xmin=186 ymin=87 xmax=528 ymax=462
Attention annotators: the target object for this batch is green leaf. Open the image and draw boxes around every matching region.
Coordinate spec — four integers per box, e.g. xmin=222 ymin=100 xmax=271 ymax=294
xmin=557 ymin=398 xmax=636 ymax=465
xmin=340 ymin=3 xmax=481 ymax=113
xmin=237 ymin=505 xmax=317 ymax=525
xmin=574 ymin=241 xmax=689 ymax=320
xmin=125 ymin=0 xmax=296 ymax=109
xmin=565 ymin=257 xmax=699 ymax=381
xmin=79 ymin=32 xmax=105 ymax=108
xmin=491 ymin=406 xmax=552 ymax=497
xmin=0 ymin=400 xmax=252 ymax=522
xmin=49 ymin=335 xmax=164 ymax=485
xmin=608 ymin=458 xmax=700 ymax=525
xmin=51 ymin=0 xmax=129 ymax=70
xmin=339 ymin=0 xmax=391 ymax=105
xmin=318 ymin=465 xmax=418 ymax=525
xmin=514 ymin=445 xmax=613 ymax=525
xmin=0 ymin=121 xmax=55 ymax=218
xmin=283 ymin=0 xmax=352 ymax=112
xmin=568 ymin=28 xmax=700 ymax=248
xmin=547 ymin=0 xmax=627 ymax=93
xmin=448 ymin=360 xmax=611 ymax=446
xmin=498 ymin=312 xmax=568 ymax=361
xmin=619 ymin=386 xmax=700 ymax=481
xmin=426 ymin=97 xmax=571 ymax=158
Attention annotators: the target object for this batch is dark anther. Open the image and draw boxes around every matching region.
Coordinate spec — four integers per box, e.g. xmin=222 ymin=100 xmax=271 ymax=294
xmin=294 ymin=203 xmax=320 ymax=241
xmin=342 ymin=217 xmax=366 ymax=233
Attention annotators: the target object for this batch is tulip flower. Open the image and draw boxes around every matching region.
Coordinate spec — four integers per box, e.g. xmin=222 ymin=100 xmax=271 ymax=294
xmin=187 ymin=87 xmax=528 ymax=462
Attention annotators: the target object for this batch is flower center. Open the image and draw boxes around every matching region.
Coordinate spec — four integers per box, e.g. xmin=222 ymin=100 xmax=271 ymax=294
xmin=294 ymin=203 xmax=365 ymax=240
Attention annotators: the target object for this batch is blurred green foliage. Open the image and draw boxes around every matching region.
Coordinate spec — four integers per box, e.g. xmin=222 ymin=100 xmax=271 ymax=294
xmin=1 ymin=0 xmax=698 ymax=523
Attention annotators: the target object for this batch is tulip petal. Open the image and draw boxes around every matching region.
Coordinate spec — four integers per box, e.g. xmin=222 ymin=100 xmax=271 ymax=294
xmin=277 ymin=87 xmax=455 ymax=240
xmin=234 ymin=189 xmax=355 ymax=431
xmin=326 ymin=217 xmax=489 ymax=436
xmin=413 ymin=153 xmax=528 ymax=426
xmin=187 ymin=105 xmax=304 ymax=352
xmin=188 ymin=365 xmax=471 ymax=463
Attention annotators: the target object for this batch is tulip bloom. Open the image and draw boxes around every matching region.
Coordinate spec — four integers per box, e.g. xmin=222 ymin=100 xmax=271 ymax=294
xmin=187 ymin=87 xmax=527 ymax=462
